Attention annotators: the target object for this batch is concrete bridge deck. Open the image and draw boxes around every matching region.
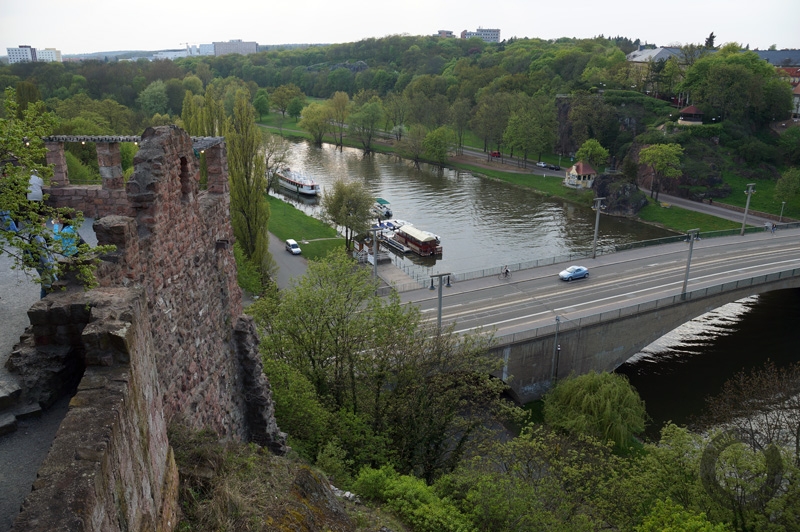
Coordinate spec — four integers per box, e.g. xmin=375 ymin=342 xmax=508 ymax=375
xmin=399 ymin=226 xmax=800 ymax=402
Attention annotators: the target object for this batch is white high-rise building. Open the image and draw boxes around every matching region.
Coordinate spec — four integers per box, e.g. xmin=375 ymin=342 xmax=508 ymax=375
xmin=7 ymin=45 xmax=36 ymax=63
xmin=37 ymin=48 xmax=62 ymax=62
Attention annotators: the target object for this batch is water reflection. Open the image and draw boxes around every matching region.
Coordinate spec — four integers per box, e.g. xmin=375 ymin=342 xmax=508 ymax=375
xmin=272 ymin=140 xmax=674 ymax=277
xmin=617 ymin=288 xmax=800 ymax=441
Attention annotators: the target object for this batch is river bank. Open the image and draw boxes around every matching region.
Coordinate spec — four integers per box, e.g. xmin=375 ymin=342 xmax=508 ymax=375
xmin=263 ymin=125 xmax=760 ymax=234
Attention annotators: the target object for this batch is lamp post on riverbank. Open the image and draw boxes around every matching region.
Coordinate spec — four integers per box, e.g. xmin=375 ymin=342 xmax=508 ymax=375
xmin=682 ymin=228 xmax=700 ymax=300
xmin=780 ymin=201 xmax=786 ymax=222
xmin=592 ymin=197 xmax=606 ymax=259
xmin=741 ymin=183 xmax=756 ymax=236
xmin=429 ymin=272 xmax=452 ymax=334
xmin=551 ymin=316 xmax=561 ymax=384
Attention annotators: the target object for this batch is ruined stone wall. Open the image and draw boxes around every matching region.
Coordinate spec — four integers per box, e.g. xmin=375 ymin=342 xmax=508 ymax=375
xmin=115 ymin=127 xmax=246 ymax=437
xmin=7 ymin=125 xmax=285 ymax=530
xmin=10 ymin=288 xmax=179 ymax=531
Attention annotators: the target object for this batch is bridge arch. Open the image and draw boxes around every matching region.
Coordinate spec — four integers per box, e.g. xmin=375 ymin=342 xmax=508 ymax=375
xmin=491 ymin=270 xmax=800 ymax=403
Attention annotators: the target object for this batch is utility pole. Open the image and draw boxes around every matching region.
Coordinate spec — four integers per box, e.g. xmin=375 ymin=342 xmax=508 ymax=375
xmin=550 ymin=316 xmax=561 ymax=384
xmin=429 ymin=272 xmax=452 ymax=334
xmin=681 ymin=228 xmax=700 ymax=300
xmin=741 ymin=183 xmax=756 ymax=236
xmin=367 ymin=227 xmax=380 ymax=279
xmin=592 ymin=197 xmax=606 ymax=259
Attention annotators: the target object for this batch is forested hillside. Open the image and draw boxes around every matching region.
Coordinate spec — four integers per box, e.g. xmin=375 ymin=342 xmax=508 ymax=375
xmin=2 ymin=34 xmax=797 ymax=217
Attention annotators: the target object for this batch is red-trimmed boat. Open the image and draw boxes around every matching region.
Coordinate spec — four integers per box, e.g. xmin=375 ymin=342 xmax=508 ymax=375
xmin=393 ymin=225 xmax=442 ymax=257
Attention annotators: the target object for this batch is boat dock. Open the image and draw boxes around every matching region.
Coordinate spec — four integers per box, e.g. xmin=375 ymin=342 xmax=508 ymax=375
xmin=378 ymin=234 xmax=410 ymax=254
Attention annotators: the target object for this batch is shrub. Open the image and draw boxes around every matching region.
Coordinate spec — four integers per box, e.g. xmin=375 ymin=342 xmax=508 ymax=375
xmin=64 ymin=150 xmax=100 ymax=184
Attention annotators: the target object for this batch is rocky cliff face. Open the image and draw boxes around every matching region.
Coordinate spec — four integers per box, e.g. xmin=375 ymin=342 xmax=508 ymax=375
xmin=593 ymin=174 xmax=649 ymax=217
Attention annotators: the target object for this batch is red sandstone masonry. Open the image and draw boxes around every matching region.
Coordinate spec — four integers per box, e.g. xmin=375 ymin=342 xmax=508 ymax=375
xmin=11 ymin=126 xmax=285 ymax=531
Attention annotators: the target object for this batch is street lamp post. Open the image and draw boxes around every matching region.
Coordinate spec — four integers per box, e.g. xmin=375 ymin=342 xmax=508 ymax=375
xmin=681 ymin=228 xmax=700 ymax=300
xmin=367 ymin=227 xmax=380 ymax=279
xmin=592 ymin=197 xmax=606 ymax=259
xmin=780 ymin=201 xmax=786 ymax=222
xmin=741 ymin=183 xmax=756 ymax=236
xmin=550 ymin=316 xmax=561 ymax=384
xmin=429 ymin=272 xmax=452 ymax=334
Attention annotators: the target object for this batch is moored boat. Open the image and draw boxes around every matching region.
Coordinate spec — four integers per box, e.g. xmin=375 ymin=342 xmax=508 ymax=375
xmin=372 ymin=198 xmax=392 ymax=218
xmin=393 ymin=225 xmax=442 ymax=257
xmin=276 ymin=169 xmax=320 ymax=196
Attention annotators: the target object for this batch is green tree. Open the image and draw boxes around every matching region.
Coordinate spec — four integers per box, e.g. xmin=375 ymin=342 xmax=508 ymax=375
xmin=164 ymin=78 xmax=185 ymax=115
xmin=423 ymin=126 xmax=454 ymax=168
xmin=636 ymin=498 xmax=730 ymax=532
xmin=472 ymin=91 xmax=514 ymax=152
xmin=329 ymin=91 xmax=351 ymax=147
xmin=383 ymin=91 xmax=409 ymax=141
xmin=181 ymin=74 xmax=204 ymax=96
xmin=1 ymin=87 xmax=112 ymax=289
xmin=638 ymin=142 xmax=683 ymax=200
xmin=775 ymin=167 xmax=800 ymax=202
xmin=778 ymin=127 xmax=800 ymax=165
xmin=705 ymin=32 xmax=717 ymax=49
xmin=270 ymin=83 xmax=303 ymax=117
xmin=396 ymin=124 xmax=427 ymax=166
xmin=449 ymin=97 xmax=472 ymax=155
xmin=262 ymin=131 xmax=290 ymax=193
xmin=226 ymin=89 xmax=272 ymax=282
xmin=253 ymin=248 xmax=518 ymax=481
xmin=575 ymin=138 xmax=610 ymax=173
xmin=14 ymin=81 xmax=41 ymax=117
xmin=543 ymin=370 xmax=647 ymax=450
xmin=348 ymin=97 xmax=384 ymax=154
xmin=136 ymin=79 xmax=169 ymax=117
xmin=287 ymin=96 xmax=304 ymax=122
xmin=298 ymin=101 xmax=332 ymax=146
xmin=320 ymin=179 xmax=372 ymax=251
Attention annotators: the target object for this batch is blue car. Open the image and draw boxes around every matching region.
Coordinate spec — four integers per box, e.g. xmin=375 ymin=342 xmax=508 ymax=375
xmin=559 ymin=265 xmax=589 ymax=281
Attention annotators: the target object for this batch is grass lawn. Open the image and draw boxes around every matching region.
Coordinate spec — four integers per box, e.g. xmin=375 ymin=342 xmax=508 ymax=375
xmin=715 ymin=171 xmax=800 ymax=220
xmin=637 ymin=199 xmax=742 ymax=233
xmin=267 ymin=195 xmax=344 ymax=260
xmin=449 ymin=160 xmax=595 ymax=206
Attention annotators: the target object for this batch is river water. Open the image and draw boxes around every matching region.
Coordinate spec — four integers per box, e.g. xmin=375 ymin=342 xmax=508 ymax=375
xmin=275 ymin=140 xmax=800 ymax=439
xmin=275 ymin=141 xmax=672 ymax=278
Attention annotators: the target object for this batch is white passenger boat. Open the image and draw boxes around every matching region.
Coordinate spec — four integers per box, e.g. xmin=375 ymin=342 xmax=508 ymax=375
xmin=276 ymin=169 xmax=320 ymax=196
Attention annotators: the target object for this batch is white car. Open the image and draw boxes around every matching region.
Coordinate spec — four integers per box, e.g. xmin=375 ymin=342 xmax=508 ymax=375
xmin=285 ymin=239 xmax=301 ymax=255
xmin=536 ymin=161 xmax=548 ymax=168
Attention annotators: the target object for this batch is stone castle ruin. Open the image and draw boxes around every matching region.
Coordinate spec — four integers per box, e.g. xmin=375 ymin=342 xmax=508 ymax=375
xmin=3 ymin=126 xmax=286 ymax=531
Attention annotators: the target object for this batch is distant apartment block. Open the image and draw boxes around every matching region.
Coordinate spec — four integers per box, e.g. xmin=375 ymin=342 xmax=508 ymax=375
xmin=213 ymin=39 xmax=258 ymax=56
xmin=6 ymin=45 xmax=62 ymax=63
xmin=37 ymin=48 xmax=62 ymax=62
xmin=6 ymin=45 xmax=36 ymax=63
xmin=437 ymin=30 xmax=455 ymax=38
xmin=460 ymin=28 xmax=501 ymax=43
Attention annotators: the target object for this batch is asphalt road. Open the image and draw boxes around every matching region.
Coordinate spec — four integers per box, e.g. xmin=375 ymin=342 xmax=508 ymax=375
xmin=401 ymin=227 xmax=800 ymax=338
xmin=269 ymin=232 xmax=307 ymax=290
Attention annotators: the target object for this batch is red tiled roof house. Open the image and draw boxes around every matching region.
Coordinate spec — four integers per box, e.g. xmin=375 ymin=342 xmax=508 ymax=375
xmin=564 ymin=161 xmax=597 ymax=189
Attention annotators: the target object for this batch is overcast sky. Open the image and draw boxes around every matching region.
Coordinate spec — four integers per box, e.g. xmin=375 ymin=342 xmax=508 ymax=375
xmin=2 ymin=0 xmax=799 ymax=56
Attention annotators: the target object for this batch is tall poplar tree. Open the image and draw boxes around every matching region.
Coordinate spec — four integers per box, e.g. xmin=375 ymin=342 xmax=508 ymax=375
xmin=226 ymin=89 xmax=272 ymax=282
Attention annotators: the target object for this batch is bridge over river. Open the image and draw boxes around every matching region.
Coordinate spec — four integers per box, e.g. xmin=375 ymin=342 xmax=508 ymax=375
xmin=399 ymin=226 xmax=800 ymax=403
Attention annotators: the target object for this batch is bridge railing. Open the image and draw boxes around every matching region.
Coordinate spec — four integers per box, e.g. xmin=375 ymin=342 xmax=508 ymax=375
xmin=381 ymin=222 xmax=800 ymax=295
xmin=489 ymin=266 xmax=800 ymax=347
